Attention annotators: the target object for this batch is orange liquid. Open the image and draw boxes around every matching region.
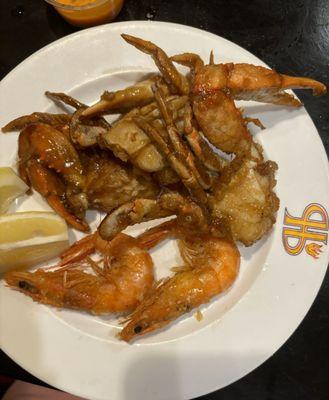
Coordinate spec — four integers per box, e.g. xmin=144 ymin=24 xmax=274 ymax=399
xmin=57 ymin=1 xmax=100 ymax=5
xmin=54 ymin=0 xmax=124 ymax=27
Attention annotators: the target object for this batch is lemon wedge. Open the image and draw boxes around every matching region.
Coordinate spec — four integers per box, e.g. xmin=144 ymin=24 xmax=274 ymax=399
xmin=0 ymin=212 xmax=69 ymax=273
xmin=0 ymin=167 xmax=29 ymax=213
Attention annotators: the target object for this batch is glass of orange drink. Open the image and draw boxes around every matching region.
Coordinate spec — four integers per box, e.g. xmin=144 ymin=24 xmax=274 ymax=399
xmin=45 ymin=0 xmax=124 ymax=27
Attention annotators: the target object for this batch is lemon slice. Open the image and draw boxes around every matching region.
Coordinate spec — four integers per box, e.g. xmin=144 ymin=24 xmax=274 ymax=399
xmin=0 ymin=167 xmax=29 ymax=213
xmin=0 ymin=211 xmax=69 ymax=273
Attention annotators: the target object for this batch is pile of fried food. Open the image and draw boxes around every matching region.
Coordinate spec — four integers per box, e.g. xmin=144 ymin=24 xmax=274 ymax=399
xmin=2 ymin=34 xmax=326 ymax=342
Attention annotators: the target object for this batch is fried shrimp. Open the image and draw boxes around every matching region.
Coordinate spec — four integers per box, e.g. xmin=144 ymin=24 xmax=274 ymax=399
xmin=120 ymin=222 xmax=240 ymax=341
xmin=5 ymin=233 xmax=154 ymax=314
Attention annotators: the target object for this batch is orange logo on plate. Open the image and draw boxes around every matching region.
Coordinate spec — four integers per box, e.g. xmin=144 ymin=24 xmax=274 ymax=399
xmin=282 ymin=203 xmax=328 ymax=257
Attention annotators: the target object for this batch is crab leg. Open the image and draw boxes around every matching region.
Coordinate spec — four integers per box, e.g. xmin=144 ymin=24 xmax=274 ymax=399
xmin=45 ymin=91 xmax=110 ymax=146
xmin=228 ymin=64 xmax=326 ymax=104
xmin=45 ymin=91 xmax=86 ymax=110
xmin=153 ymin=86 xmax=211 ymax=189
xmin=99 ymin=192 xmax=208 ymax=240
xmin=121 ymin=34 xmax=189 ymax=95
xmin=2 ymin=113 xmax=71 ymax=133
xmin=172 ymin=56 xmax=326 ymax=106
xmin=209 ymin=50 xmax=215 ymax=65
xmin=134 ymin=116 xmax=208 ymax=206
xmin=170 ymin=53 xmax=204 ymax=72
xmin=99 ymin=198 xmax=171 ymax=239
xmin=244 ymin=117 xmax=265 ymax=130
xmin=182 ymin=103 xmax=228 ymax=172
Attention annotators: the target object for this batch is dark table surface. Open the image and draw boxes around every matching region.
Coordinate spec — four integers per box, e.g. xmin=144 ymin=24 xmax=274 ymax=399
xmin=0 ymin=1 xmax=328 ymax=399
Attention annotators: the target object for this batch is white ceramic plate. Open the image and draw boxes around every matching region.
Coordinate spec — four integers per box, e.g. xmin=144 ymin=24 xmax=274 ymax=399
xmin=0 ymin=21 xmax=328 ymax=400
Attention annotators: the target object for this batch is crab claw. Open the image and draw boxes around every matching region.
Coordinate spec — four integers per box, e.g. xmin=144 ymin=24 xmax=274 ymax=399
xmin=47 ymin=194 xmax=90 ymax=233
xmin=28 ymin=123 xmax=84 ymax=190
xmin=27 ymin=160 xmax=90 ymax=232
xmin=81 ymin=77 xmax=162 ymax=118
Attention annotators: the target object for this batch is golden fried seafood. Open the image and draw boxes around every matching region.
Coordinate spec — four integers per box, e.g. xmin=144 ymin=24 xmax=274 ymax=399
xmin=81 ymin=33 xmax=190 ymax=118
xmin=182 ymin=103 xmax=228 ymax=173
xmin=22 ymin=123 xmax=85 ymax=189
xmin=81 ymin=150 xmax=159 ymax=213
xmin=97 ymin=93 xmax=225 ymax=184
xmin=2 ymin=91 xmax=111 ymax=150
xmin=180 ymin=58 xmax=325 ymax=155
xmin=99 ymin=155 xmax=279 ymax=247
xmin=192 ymin=90 xmax=253 ymax=155
xmin=210 ymin=156 xmax=279 ymax=245
xmin=3 ymin=33 xmax=327 ymax=343
xmin=122 ymin=34 xmax=325 ymax=156
xmin=18 ymin=123 xmax=89 ymax=231
xmin=5 ymin=233 xmax=154 ymax=314
xmin=100 ymin=87 xmax=279 ymax=246
xmin=45 ymin=91 xmax=205 ymax=184
xmin=99 ymin=95 xmax=188 ymax=172
xmin=171 ymin=54 xmax=326 ymax=104
xmin=5 ymin=220 xmax=239 ymax=342
xmin=120 ymin=221 xmax=240 ymax=341
xmin=17 ymin=123 xmax=159 ymax=231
